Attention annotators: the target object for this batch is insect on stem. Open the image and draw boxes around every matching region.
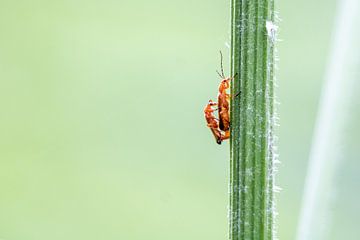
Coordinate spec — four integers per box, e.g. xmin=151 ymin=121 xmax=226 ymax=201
xmin=204 ymin=52 xmax=238 ymax=144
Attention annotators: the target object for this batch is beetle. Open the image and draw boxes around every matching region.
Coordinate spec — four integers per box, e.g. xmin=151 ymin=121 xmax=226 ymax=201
xmin=216 ymin=51 xmax=237 ymax=132
xmin=203 ymin=100 xmax=229 ymax=144
xmin=204 ymin=51 xmax=238 ymax=144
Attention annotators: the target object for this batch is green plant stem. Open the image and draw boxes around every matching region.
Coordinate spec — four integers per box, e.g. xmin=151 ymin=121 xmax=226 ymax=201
xmin=229 ymin=0 xmax=275 ymax=239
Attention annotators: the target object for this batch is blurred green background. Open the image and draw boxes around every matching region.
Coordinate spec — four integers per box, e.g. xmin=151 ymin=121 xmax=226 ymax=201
xmin=0 ymin=0 xmax=359 ymax=239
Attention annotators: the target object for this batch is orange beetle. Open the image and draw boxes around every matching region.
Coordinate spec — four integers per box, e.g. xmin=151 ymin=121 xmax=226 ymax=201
xmin=216 ymin=51 xmax=237 ymax=132
xmin=204 ymin=52 xmax=238 ymax=144
xmin=203 ymin=100 xmax=229 ymax=144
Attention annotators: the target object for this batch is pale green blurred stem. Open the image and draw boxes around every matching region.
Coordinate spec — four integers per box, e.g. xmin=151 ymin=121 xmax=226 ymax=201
xmin=229 ymin=0 xmax=275 ymax=239
xmin=296 ymin=1 xmax=360 ymax=239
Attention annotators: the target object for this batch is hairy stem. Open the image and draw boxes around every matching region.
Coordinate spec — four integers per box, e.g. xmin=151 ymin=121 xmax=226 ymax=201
xmin=229 ymin=0 xmax=275 ymax=239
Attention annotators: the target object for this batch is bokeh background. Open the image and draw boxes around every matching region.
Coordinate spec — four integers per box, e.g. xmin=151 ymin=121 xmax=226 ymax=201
xmin=0 ymin=0 xmax=359 ymax=239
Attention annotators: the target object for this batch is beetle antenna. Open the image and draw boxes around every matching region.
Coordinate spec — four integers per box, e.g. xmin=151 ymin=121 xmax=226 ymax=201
xmin=216 ymin=70 xmax=223 ymax=79
xmin=219 ymin=51 xmax=225 ymax=78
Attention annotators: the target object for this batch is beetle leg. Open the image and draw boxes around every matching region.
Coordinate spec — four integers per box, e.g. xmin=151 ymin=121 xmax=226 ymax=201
xmin=221 ymin=130 xmax=230 ymax=141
